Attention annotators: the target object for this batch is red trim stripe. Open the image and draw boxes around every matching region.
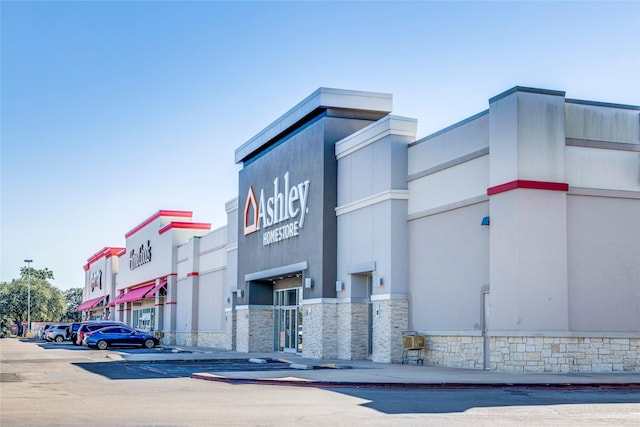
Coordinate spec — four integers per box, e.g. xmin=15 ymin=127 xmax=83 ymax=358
xmin=158 ymin=222 xmax=211 ymax=235
xmin=487 ymin=180 xmax=569 ymax=196
xmin=85 ymin=247 xmax=126 ymax=268
xmin=125 ymin=210 xmax=193 ymax=238
xmin=187 ymin=272 xmax=199 ymax=277
xmin=165 ymin=301 xmax=177 ymax=305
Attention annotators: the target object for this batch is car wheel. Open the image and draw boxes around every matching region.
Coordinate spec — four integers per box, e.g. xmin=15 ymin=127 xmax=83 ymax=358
xmin=55 ymin=335 xmax=64 ymax=343
xmin=144 ymin=339 xmax=155 ymax=349
xmin=97 ymin=340 xmax=108 ymax=350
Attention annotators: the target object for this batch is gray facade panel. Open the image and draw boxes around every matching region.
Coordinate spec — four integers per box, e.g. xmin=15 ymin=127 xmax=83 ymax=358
xmin=408 ymin=202 xmax=489 ymax=331
xmin=567 ymin=195 xmax=640 ymax=332
xmin=237 ymin=115 xmax=379 ymax=302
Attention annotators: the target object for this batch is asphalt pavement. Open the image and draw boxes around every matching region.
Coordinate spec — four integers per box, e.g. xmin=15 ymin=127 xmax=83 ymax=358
xmin=110 ymin=344 xmax=640 ymax=390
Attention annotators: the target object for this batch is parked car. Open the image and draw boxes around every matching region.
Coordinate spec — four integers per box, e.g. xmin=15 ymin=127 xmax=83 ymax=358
xmin=85 ymin=326 xmax=158 ymax=350
xmin=38 ymin=324 xmax=52 ymax=340
xmin=40 ymin=324 xmax=56 ymax=340
xmin=68 ymin=322 xmax=82 ymax=345
xmin=45 ymin=324 xmax=70 ymax=342
xmin=76 ymin=321 xmax=127 ymax=346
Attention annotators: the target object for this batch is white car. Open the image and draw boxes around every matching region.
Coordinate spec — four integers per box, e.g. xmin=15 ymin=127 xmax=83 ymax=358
xmin=46 ymin=325 xmax=70 ymax=342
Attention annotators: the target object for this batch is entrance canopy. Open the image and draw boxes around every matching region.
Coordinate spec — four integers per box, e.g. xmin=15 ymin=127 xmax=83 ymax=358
xmin=114 ymin=284 xmax=154 ymax=305
xmin=145 ymin=280 xmax=167 ymax=299
xmin=75 ymin=295 xmax=106 ymax=312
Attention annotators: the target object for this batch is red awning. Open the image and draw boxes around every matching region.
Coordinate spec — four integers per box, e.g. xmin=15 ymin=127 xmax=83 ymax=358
xmin=110 ymin=292 xmax=123 ymax=307
xmin=75 ymin=295 xmax=106 ymax=312
xmin=145 ymin=280 xmax=167 ymax=299
xmin=114 ymin=284 xmax=155 ymax=305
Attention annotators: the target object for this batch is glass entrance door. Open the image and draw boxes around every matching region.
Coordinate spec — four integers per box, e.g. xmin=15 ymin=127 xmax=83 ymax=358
xmin=274 ymin=288 xmax=302 ymax=353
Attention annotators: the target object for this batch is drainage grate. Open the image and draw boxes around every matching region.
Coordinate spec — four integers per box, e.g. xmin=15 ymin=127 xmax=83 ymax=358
xmin=0 ymin=373 xmax=22 ymax=382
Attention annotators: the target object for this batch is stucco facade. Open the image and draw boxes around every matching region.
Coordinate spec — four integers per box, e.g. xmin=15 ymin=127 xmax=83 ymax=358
xmin=78 ymin=86 xmax=639 ymax=372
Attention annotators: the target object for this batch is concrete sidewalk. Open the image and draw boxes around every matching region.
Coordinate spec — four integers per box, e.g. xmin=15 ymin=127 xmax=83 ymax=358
xmin=117 ymin=344 xmax=640 ymax=389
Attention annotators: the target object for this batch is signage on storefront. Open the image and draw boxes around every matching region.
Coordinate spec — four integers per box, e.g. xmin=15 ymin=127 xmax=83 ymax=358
xmin=129 ymin=240 xmax=152 ymax=270
xmin=244 ymin=171 xmax=310 ymax=246
xmin=90 ymin=270 xmax=102 ymax=291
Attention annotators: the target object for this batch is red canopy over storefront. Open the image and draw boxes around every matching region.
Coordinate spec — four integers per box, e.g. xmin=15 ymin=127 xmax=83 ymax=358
xmin=113 ymin=284 xmax=155 ymax=305
xmin=75 ymin=295 xmax=106 ymax=312
xmin=144 ymin=280 xmax=167 ymax=299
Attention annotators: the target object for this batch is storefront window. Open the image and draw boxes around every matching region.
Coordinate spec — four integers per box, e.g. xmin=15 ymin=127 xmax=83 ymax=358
xmin=132 ymin=307 xmax=155 ymax=331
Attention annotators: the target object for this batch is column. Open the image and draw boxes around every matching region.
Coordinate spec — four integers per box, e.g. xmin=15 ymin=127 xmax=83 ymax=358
xmin=488 ymin=87 xmax=569 ymax=333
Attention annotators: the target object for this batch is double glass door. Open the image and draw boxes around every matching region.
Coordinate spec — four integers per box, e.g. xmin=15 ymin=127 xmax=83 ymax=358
xmin=274 ymin=288 xmax=302 ymax=353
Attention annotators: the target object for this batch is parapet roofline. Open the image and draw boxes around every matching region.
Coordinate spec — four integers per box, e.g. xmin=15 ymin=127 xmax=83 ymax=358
xmin=234 ymin=88 xmax=392 ymax=164
xmin=124 ymin=210 xmax=193 ymax=239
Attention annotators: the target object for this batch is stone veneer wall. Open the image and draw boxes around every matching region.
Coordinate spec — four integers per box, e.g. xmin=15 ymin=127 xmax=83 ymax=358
xmin=302 ymin=302 xmax=338 ymax=359
xmin=225 ymin=309 xmax=236 ymax=350
xmin=197 ymin=331 xmax=225 ymax=348
xmin=235 ymin=307 xmax=249 ymax=352
xmin=372 ymin=299 xmax=408 ymax=363
xmin=423 ymin=335 xmax=640 ymax=372
xmin=175 ymin=332 xmax=198 ymax=347
xmin=491 ymin=336 xmax=640 ymax=373
xmin=162 ymin=331 xmax=176 ymax=345
xmin=235 ymin=307 xmax=273 ymax=353
xmin=337 ymin=302 xmax=368 ymax=360
xmin=423 ymin=335 xmax=484 ymax=369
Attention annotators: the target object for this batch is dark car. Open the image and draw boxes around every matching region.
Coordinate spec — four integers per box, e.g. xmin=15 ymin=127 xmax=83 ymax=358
xmin=85 ymin=326 xmax=158 ymax=350
xmin=76 ymin=321 xmax=126 ymax=345
xmin=69 ymin=322 xmax=82 ymax=345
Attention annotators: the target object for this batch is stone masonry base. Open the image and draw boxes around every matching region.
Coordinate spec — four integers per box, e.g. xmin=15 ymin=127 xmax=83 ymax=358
xmin=302 ymin=302 xmax=338 ymax=359
xmin=225 ymin=309 xmax=236 ymax=350
xmin=337 ymin=302 xmax=367 ymax=360
xmin=491 ymin=336 xmax=640 ymax=373
xmin=424 ymin=335 xmax=484 ymax=369
xmin=423 ymin=335 xmax=640 ymax=372
xmin=372 ymin=299 xmax=408 ymax=363
xmin=161 ymin=331 xmax=176 ymax=346
xmin=176 ymin=332 xmax=198 ymax=347
xmin=196 ymin=331 xmax=225 ymax=348
xmin=235 ymin=306 xmax=273 ymax=353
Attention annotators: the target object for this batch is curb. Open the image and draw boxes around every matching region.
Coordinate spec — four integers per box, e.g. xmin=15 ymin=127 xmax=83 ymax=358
xmin=190 ymin=373 xmax=640 ymax=390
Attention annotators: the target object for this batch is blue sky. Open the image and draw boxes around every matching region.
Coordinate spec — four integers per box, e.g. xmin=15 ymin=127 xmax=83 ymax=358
xmin=2 ymin=1 xmax=639 ymax=291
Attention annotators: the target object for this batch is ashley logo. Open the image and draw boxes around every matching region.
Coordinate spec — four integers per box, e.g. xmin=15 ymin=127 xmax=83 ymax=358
xmin=244 ymin=171 xmax=310 ymax=245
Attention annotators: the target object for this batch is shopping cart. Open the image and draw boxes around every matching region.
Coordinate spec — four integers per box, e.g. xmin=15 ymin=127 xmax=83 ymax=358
xmin=401 ymin=331 xmax=426 ymax=365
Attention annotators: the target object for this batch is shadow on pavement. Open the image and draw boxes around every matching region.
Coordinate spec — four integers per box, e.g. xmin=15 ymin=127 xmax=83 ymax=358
xmin=73 ymin=360 xmax=295 ymax=380
xmin=327 ymin=387 xmax=640 ymax=414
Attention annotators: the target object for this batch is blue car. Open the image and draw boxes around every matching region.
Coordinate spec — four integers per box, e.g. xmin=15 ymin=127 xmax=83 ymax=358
xmin=84 ymin=326 xmax=158 ymax=350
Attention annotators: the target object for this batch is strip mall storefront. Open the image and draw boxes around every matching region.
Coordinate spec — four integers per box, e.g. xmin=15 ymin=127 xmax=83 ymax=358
xmin=78 ymin=86 xmax=640 ymax=373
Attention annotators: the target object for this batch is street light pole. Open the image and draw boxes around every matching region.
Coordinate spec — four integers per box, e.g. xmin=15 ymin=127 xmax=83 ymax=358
xmin=24 ymin=259 xmax=33 ymax=336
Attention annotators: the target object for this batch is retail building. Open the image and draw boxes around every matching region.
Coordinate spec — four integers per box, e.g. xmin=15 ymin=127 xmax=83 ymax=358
xmin=79 ymin=86 xmax=640 ymax=372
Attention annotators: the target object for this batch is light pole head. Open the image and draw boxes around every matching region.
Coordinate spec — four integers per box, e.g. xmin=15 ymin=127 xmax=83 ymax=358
xmin=24 ymin=259 xmax=33 ymax=263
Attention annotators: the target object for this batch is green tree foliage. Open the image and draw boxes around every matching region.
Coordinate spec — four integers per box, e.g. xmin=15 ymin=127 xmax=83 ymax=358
xmin=20 ymin=266 xmax=54 ymax=280
xmin=0 ymin=267 xmax=66 ymax=336
xmin=62 ymin=288 xmax=83 ymax=322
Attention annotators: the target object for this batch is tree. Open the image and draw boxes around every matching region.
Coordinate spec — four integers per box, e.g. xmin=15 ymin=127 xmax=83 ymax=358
xmin=20 ymin=266 xmax=54 ymax=280
xmin=0 ymin=268 xmax=66 ymax=336
xmin=62 ymin=288 xmax=83 ymax=322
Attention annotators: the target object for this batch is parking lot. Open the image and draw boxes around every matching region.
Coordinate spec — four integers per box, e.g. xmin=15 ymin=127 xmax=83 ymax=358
xmin=36 ymin=339 xmax=300 ymax=379
xmin=3 ymin=338 xmax=640 ymax=426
